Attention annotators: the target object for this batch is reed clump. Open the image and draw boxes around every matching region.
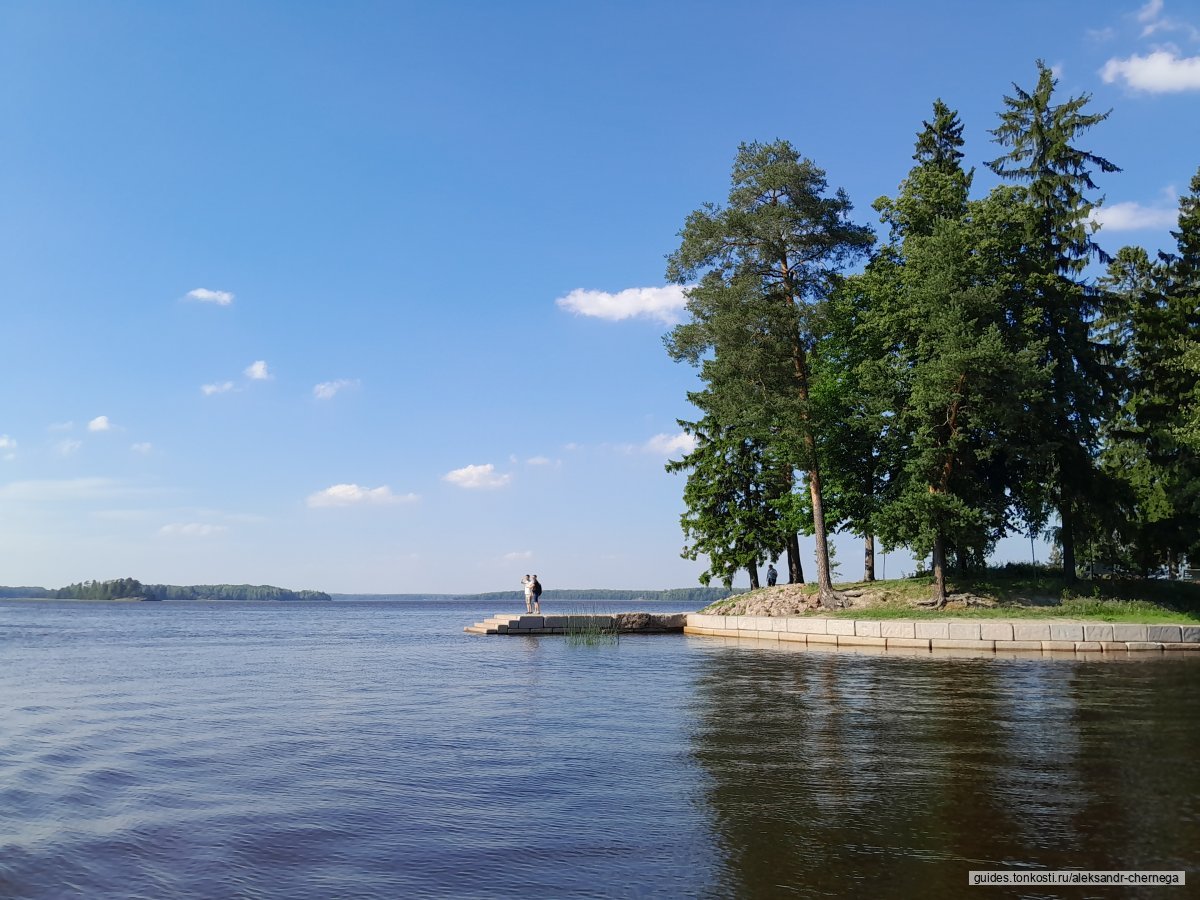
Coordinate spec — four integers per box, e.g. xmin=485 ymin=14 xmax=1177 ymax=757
xmin=565 ymin=611 xmax=619 ymax=646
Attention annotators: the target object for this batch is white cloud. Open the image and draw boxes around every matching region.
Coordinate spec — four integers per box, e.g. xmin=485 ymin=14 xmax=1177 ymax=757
xmin=159 ymin=523 xmax=228 ymax=537
xmin=306 ymin=483 xmax=419 ymax=508
xmin=131 ymin=442 xmax=153 ymax=454
xmin=526 ymin=456 xmax=552 ymax=466
xmin=313 ymin=378 xmax=360 ymax=400
xmin=0 ymin=477 xmax=122 ymax=501
xmin=0 ymin=435 xmax=15 ymax=450
xmin=90 ymin=508 xmax=156 ymax=522
xmin=87 ymin=415 xmax=113 ymax=432
xmin=1101 ymin=49 xmax=1200 ymax=91
xmin=185 ymin=288 xmax=234 ymax=306
xmin=504 ymin=550 xmax=534 ymax=561
xmin=443 ymin=463 xmax=512 ymax=489
xmin=1092 ymin=200 xmax=1179 ymax=230
xmin=56 ymin=439 xmax=82 ymax=456
xmin=556 ymin=285 xmax=689 ymax=324
xmin=49 ymin=421 xmax=74 ymax=432
xmin=202 ymin=381 xmax=236 ymax=396
xmin=1138 ymin=0 xmax=1164 ymax=29
xmin=244 ymin=360 xmax=271 ymax=380
xmin=1135 ymin=0 xmax=1200 ymax=39
xmin=644 ymin=432 xmax=698 ymax=456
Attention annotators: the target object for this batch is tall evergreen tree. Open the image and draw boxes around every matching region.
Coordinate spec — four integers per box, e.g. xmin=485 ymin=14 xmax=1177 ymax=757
xmin=987 ymin=60 xmax=1121 ymax=581
xmin=666 ymin=141 xmax=872 ymax=605
xmin=810 ymin=277 xmax=891 ymax=580
xmin=1097 ymin=169 xmax=1200 ymax=573
xmin=1164 ymin=167 xmax=1200 ymax=459
xmin=666 ymin=271 xmax=808 ymax=583
xmin=665 ymin=414 xmax=791 ymax=589
xmin=856 ymin=101 xmax=1046 ymax=603
xmin=872 ymin=192 xmax=1042 ymax=604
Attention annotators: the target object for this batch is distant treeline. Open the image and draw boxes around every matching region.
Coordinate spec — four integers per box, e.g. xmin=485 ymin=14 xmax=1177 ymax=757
xmin=0 ymin=586 xmax=53 ymax=598
xmin=332 ymin=587 xmax=739 ymax=604
xmin=1 ymin=579 xmax=330 ymax=602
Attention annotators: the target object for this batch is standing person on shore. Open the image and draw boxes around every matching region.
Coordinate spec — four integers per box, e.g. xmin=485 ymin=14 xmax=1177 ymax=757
xmin=522 ymin=575 xmax=533 ymax=614
xmin=531 ymin=575 xmax=543 ymax=614
xmin=767 ymin=564 xmax=778 ymax=587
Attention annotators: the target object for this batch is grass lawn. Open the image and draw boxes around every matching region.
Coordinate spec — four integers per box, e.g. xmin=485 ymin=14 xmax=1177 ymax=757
xmin=703 ymin=566 xmax=1200 ymax=624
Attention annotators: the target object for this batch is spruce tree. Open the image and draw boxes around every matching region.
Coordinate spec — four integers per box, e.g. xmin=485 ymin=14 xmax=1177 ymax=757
xmin=1099 ymin=169 xmax=1200 ymax=573
xmin=665 ymin=413 xmax=791 ymax=589
xmin=862 ymin=102 xmax=1044 ymax=603
xmin=987 ymin=60 xmax=1121 ymax=582
xmin=1164 ymin=168 xmax=1200 ymax=458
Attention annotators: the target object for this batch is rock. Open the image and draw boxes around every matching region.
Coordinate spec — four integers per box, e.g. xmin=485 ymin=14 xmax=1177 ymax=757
xmin=613 ymin=612 xmax=652 ymax=631
xmin=610 ymin=612 xmax=686 ymax=633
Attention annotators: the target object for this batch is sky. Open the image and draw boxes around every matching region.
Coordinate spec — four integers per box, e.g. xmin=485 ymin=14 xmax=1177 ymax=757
xmin=2 ymin=0 xmax=1198 ymax=594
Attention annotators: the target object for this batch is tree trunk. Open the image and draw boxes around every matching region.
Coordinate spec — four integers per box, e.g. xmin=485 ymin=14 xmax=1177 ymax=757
xmin=790 ymin=343 xmax=837 ymax=606
xmin=806 ymin=463 xmax=838 ymax=605
xmin=931 ymin=533 xmax=948 ymax=607
xmin=863 ymin=533 xmax=875 ymax=582
xmin=779 ymin=248 xmax=837 ymax=607
xmin=747 ymin=566 xmax=760 ymax=590
xmin=1059 ymin=498 xmax=1077 ymax=583
xmin=787 ymin=534 xmax=804 ymax=583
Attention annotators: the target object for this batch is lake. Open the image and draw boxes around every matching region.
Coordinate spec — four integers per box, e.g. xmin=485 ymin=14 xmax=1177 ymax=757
xmin=1 ymin=598 xmax=1197 ymax=898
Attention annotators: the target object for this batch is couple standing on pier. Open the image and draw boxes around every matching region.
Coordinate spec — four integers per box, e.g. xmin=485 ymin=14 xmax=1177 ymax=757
xmin=522 ymin=575 xmax=543 ymax=614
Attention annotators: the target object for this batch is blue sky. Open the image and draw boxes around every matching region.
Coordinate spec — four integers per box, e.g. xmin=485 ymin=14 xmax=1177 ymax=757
xmin=2 ymin=0 xmax=1198 ymax=593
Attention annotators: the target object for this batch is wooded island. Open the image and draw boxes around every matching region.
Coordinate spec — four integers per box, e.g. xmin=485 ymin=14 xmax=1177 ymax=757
xmin=0 ymin=579 xmax=331 ymax=602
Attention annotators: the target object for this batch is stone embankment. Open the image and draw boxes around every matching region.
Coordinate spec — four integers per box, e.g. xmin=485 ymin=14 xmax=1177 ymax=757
xmin=465 ymin=612 xmax=687 ymax=635
xmin=684 ymin=614 xmax=1200 ymax=653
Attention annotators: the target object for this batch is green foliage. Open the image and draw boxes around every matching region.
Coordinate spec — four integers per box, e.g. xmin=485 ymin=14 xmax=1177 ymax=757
xmin=51 ymin=577 xmax=148 ymax=600
xmin=659 ymin=68 xmax=1195 ymax=603
xmin=46 ymin=579 xmax=331 ymax=602
xmin=665 ymin=414 xmax=791 ymax=588
xmin=0 ymin=586 xmax=52 ymax=598
xmin=858 ymin=101 xmax=1048 ymax=603
xmin=986 ymin=60 xmax=1122 ymax=579
xmin=1089 ymin=169 xmax=1200 ymax=574
xmin=665 ymin=139 xmax=873 ymax=600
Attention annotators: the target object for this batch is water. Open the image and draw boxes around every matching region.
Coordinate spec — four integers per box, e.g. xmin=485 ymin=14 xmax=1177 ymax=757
xmin=1 ymin=599 xmax=1197 ymax=899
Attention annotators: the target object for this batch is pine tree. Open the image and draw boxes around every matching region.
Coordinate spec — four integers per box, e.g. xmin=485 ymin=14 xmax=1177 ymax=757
xmin=666 ymin=141 xmax=873 ymax=605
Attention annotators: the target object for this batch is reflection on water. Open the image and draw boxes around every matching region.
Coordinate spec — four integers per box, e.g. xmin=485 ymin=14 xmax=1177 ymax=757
xmin=688 ymin=642 xmax=1200 ymax=899
xmin=2 ymin=600 xmax=1197 ymax=898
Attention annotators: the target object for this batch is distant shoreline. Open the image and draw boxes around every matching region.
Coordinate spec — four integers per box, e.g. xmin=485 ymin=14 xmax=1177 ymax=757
xmin=330 ymin=588 xmax=736 ymax=604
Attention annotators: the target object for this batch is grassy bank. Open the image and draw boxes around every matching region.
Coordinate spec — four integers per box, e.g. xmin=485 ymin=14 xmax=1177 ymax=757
xmin=701 ymin=567 xmax=1200 ymax=624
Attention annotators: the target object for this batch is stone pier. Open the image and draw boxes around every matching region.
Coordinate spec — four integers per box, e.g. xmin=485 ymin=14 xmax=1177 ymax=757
xmin=464 ymin=612 xmax=686 ymax=635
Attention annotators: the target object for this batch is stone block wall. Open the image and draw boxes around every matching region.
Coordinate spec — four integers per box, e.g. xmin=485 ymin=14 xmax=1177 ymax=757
xmin=683 ymin=614 xmax=1200 ymax=655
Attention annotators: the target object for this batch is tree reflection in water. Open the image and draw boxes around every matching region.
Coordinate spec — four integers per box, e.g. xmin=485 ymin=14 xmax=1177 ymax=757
xmin=686 ymin=641 xmax=1200 ymax=899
